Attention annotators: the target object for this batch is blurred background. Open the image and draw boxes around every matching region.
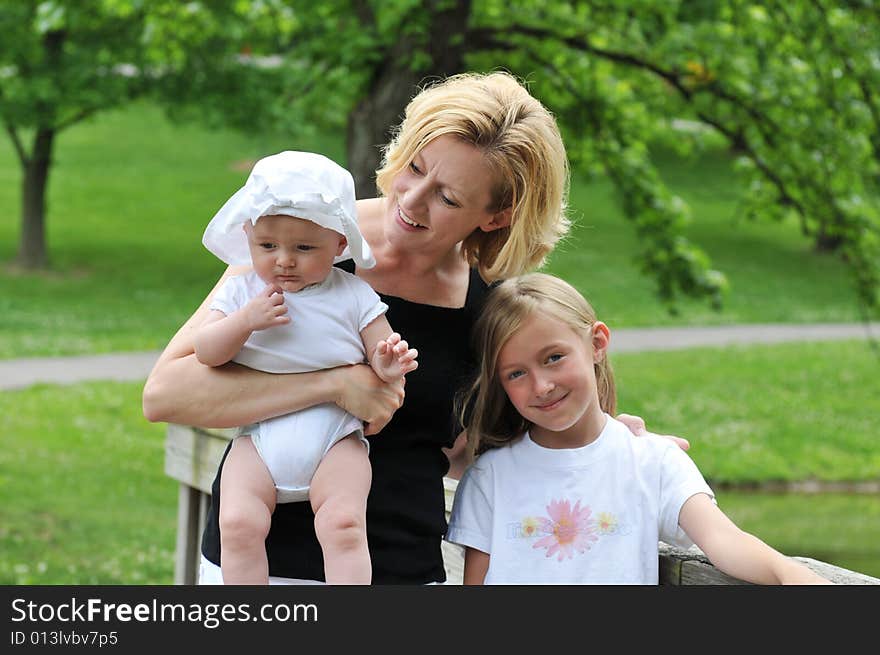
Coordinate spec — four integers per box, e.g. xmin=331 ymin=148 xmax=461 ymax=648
xmin=1 ymin=0 xmax=878 ymax=583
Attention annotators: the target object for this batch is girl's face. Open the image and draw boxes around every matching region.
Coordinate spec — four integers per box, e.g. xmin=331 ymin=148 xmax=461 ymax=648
xmin=245 ymin=215 xmax=346 ymax=292
xmin=497 ymin=312 xmax=610 ymax=447
xmin=385 ymin=134 xmax=511 ymax=255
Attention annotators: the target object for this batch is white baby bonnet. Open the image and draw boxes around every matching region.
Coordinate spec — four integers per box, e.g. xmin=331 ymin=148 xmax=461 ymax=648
xmin=202 ymin=150 xmax=375 ymax=268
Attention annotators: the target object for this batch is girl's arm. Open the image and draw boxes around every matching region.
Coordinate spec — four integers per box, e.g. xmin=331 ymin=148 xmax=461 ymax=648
xmin=463 ymin=547 xmax=490 ymax=585
xmin=678 ymin=493 xmax=831 ymax=584
xmin=143 ymin=266 xmax=405 ymax=432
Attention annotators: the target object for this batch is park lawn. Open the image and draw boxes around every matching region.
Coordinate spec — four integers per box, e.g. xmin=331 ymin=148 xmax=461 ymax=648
xmin=0 ymin=382 xmax=176 ymax=584
xmin=612 ymin=339 xmax=880 ymax=482
xmin=0 ymin=340 xmax=878 ymax=584
xmin=0 ymin=102 xmax=871 ymax=359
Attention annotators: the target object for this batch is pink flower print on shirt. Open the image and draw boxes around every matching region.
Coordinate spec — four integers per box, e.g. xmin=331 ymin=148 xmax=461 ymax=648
xmin=533 ymin=499 xmax=598 ymax=561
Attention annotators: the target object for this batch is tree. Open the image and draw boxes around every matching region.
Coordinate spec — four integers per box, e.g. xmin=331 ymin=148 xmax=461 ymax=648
xmin=5 ymin=1 xmax=878 ymax=316
xmin=188 ymin=0 xmax=875 ymax=313
xmin=0 ymin=0 xmax=271 ymax=269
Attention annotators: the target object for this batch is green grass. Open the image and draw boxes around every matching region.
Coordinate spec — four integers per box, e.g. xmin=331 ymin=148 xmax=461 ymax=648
xmin=0 ymin=101 xmax=345 ymax=358
xmin=1 ymin=341 xmax=877 ymax=583
xmin=718 ymin=492 xmax=880 ymax=579
xmin=0 ymin=382 xmax=175 ymax=584
xmin=613 ymin=340 xmax=880 ymax=483
xmin=0 ymin=101 xmax=871 ymax=358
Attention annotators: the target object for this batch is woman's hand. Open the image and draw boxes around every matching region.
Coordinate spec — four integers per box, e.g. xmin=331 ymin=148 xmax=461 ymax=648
xmin=617 ymin=413 xmax=690 ymax=451
xmin=333 ymin=364 xmax=406 ymax=436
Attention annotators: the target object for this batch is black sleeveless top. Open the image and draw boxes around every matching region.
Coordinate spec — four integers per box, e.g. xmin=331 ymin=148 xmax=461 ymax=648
xmin=201 ymin=260 xmax=490 ymax=583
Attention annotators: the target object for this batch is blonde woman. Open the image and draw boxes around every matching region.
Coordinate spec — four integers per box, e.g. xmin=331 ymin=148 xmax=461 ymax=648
xmin=143 ymin=72 xmax=670 ymax=584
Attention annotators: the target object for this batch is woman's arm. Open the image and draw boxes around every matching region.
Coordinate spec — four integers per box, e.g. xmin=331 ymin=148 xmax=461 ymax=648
xmin=463 ymin=547 xmax=490 ymax=585
xmin=142 ymin=266 xmax=405 ymax=432
xmin=678 ymin=493 xmax=831 ymax=584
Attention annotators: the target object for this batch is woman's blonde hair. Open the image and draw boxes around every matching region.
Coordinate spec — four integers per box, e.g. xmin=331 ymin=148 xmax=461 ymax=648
xmin=457 ymin=273 xmax=616 ymax=461
xmin=376 ymin=71 xmax=570 ymax=282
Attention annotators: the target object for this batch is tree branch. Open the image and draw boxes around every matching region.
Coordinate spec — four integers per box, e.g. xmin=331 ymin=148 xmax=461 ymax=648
xmin=351 ymin=0 xmax=376 ymax=27
xmin=3 ymin=121 xmax=29 ymax=167
xmin=55 ymin=107 xmax=97 ymax=134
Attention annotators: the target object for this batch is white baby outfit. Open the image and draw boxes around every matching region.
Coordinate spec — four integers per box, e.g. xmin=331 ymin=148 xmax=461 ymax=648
xmin=446 ymin=415 xmax=715 ymax=584
xmin=210 ymin=268 xmax=387 ymax=502
xmin=202 ymin=151 xmax=383 ymax=503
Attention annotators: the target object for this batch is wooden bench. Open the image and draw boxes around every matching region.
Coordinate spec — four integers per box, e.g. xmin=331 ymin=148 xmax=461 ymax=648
xmin=165 ymin=424 xmax=879 ymax=585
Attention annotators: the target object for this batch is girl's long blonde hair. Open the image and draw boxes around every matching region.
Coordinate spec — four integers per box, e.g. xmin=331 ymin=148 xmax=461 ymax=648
xmin=375 ymin=71 xmax=570 ymax=282
xmin=457 ymin=273 xmax=616 ymax=461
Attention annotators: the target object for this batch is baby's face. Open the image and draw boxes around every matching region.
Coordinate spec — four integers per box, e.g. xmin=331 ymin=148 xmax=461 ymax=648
xmin=245 ymin=215 xmax=347 ymax=292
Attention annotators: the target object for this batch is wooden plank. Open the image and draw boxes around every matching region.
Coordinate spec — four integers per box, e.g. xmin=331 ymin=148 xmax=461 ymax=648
xmin=659 ymin=543 xmax=880 ymax=585
xmin=173 ymin=484 xmax=201 ymax=585
xmin=164 ymin=424 xmax=234 ymax=493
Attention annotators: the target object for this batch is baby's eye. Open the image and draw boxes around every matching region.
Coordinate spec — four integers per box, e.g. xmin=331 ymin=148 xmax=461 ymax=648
xmin=546 ymin=353 xmax=564 ymax=364
xmin=297 ymin=245 xmax=314 ymax=252
xmin=260 ymin=242 xmax=276 ymax=250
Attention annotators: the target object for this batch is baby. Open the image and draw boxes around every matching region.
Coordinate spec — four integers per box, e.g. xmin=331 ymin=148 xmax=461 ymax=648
xmin=196 ymin=151 xmax=417 ymax=584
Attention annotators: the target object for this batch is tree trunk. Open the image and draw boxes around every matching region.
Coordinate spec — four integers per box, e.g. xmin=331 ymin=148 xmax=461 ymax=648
xmin=16 ymin=128 xmax=55 ymax=269
xmin=814 ymin=229 xmax=845 ymax=253
xmin=346 ymin=60 xmax=424 ymax=200
xmin=346 ymin=0 xmax=471 ymax=199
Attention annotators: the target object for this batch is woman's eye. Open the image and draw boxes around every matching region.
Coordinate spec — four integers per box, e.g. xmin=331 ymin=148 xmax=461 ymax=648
xmin=507 ymin=370 xmax=525 ymax=381
xmin=440 ymin=193 xmax=458 ymax=207
xmin=547 ymin=353 xmax=563 ymax=364
xmin=409 ymin=161 xmax=422 ymax=174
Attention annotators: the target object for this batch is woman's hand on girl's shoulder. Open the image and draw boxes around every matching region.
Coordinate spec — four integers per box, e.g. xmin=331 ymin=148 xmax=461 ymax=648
xmin=616 ymin=413 xmax=690 ymax=451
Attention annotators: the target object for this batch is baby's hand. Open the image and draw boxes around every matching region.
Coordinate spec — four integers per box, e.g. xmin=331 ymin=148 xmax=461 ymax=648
xmin=242 ymin=284 xmax=291 ymax=331
xmin=372 ymin=332 xmax=418 ymax=382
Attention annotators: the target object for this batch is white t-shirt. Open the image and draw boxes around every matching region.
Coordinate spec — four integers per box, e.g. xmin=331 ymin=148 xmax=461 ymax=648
xmin=209 ymin=267 xmax=388 ymax=503
xmin=210 ymin=267 xmax=388 ymax=373
xmin=446 ymin=415 xmax=714 ymax=584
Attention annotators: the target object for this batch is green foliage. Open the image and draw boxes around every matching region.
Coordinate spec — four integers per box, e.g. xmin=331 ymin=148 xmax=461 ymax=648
xmin=463 ymin=0 xmax=880 ymax=313
xmin=2 ymin=0 xmax=878 ymax=314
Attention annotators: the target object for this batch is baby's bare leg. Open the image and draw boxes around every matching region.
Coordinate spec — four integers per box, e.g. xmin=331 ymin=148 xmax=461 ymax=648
xmin=310 ymin=434 xmax=371 ymax=584
xmin=219 ymin=436 xmax=276 ymax=584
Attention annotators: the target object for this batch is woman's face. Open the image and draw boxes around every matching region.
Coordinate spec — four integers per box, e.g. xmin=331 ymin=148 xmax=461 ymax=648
xmin=385 ymin=134 xmax=510 ymax=254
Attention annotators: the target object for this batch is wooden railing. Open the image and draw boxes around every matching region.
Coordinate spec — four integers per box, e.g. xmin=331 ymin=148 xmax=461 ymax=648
xmin=165 ymin=425 xmax=879 ymax=585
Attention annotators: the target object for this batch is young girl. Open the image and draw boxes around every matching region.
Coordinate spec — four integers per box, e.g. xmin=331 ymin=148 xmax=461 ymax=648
xmin=195 ymin=151 xmax=418 ymax=584
xmin=447 ymin=273 xmax=829 ymax=585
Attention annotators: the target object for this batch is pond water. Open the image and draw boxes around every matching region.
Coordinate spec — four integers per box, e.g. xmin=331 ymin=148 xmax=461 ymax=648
xmin=716 ymin=490 xmax=880 ymax=580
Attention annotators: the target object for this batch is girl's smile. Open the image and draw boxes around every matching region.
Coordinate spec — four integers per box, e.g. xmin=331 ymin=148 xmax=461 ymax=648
xmin=531 ymin=391 xmax=570 ymax=412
